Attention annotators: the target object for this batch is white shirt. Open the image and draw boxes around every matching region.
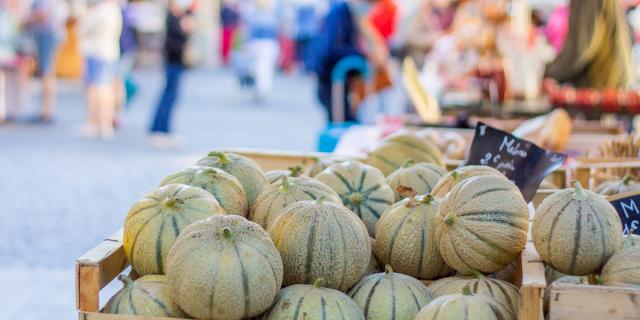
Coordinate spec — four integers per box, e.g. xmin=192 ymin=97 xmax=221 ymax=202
xmin=79 ymin=1 xmax=122 ymax=62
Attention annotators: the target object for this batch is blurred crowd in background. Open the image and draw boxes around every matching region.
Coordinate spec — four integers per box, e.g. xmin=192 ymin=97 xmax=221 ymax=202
xmin=1 ymin=0 xmax=640 ymax=146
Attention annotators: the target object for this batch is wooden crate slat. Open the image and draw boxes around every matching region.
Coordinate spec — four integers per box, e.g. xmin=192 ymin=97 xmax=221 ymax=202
xmin=79 ymin=312 xmax=190 ymax=320
xmin=549 ymin=283 xmax=640 ymax=320
xmin=224 ymin=148 xmax=329 ymax=172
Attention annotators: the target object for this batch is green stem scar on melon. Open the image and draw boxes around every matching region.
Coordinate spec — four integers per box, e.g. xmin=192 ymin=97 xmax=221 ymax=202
xmin=280 ymin=176 xmax=292 ymax=191
xmin=572 ymin=180 xmax=588 ymax=201
xmin=470 ymin=270 xmax=485 ymax=279
xmin=221 ymin=227 xmax=234 ymax=240
xmin=207 ymin=151 xmax=230 ymax=165
xmin=197 ymin=168 xmax=218 ymax=177
xmin=348 ymin=193 xmax=364 ymax=205
xmin=289 ymin=166 xmax=303 ymax=177
xmin=117 ymin=275 xmax=135 ymax=288
xmin=384 ymin=265 xmax=394 ymax=274
xmin=462 ymin=285 xmax=472 ymax=296
xmin=421 ymin=194 xmax=434 ymax=205
xmin=451 ymin=171 xmax=459 ymax=180
xmin=623 ymin=175 xmax=633 ymax=185
xmin=162 ymin=197 xmax=182 ymax=209
xmin=402 ymin=159 xmax=415 ymax=168
xmin=313 ymin=278 xmax=325 ymax=288
xmin=444 ymin=215 xmax=456 ymax=226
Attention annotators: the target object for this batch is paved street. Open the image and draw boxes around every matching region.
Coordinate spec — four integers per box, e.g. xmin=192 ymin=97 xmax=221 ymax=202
xmin=0 ymin=67 xmax=324 ymax=318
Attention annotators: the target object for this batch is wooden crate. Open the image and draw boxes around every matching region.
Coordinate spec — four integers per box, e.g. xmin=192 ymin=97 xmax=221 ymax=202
xmin=548 ymin=283 xmax=640 ymax=320
xmin=571 ymin=157 xmax=640 ymax=190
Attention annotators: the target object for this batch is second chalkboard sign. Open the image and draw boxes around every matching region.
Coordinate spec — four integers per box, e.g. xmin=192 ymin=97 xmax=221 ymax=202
xmin=466 ymin=122 xmax=567 ymax=202
xmin=608 ymin=191 xmax=640 ymax=235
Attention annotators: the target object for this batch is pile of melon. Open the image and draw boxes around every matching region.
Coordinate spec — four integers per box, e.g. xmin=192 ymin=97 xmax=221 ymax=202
xmin=103 ymin=132 xmax=637 ymax=320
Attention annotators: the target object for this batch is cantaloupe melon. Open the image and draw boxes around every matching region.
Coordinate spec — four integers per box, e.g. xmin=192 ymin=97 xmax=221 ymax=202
xmin=265 ymin=166 xmax=304 ymax=184
xmin=103 ymin=275 xmax=187 ymax=318
xmin=532 ymin=180 xmax=623 ymax=275
xmin=600 ymin=246 xmax=640 ymax=287
xmin=160 ymin=166 xmax=248 ymax=217
xmin=415 ymin=286 xmax=514 ymax=320
xmin=196 ymin=151 xmax=268 ymax=204
xmin=374 ymin=194 xmax=452 ymax=280
xmin=249 ymin=176 xmax=342 ymax=229
xmin=622 ymin=233 xmax=640 ymax=249
xmin=431 ymin=165 xmax=504 ymax=198
xmin=366 ymin=133 xmax=445 ymax=176
xmin=596 ymin=175 xmax=640 ymax=196
xmin=315 ymin=161 xmax=394 ymax=236
xmin=123 ymin=184 xmax=225 ymax=275
xmin=269 ymin=198 xmax=371 ymax=291
xmin=386 ymin=160 xmax=448 ymax=201
xmin=428 ymin=273 xmax=520 ymax=314
xmin=436 ymin=175 xmax=529 ymax=274
xmin=166 ymin=215 xmax=283 ymax=320
xmin=263 ymin=279 xmax=365 ymax=320
xmin=348 ymin=265 xmax=433 ymax=320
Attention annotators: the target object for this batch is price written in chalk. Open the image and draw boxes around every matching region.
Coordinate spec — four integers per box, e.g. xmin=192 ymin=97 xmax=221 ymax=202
xmin=466 ymin=123 xmax=567 ymax=202
xmin=608 ymin=192 xmax=640 ymax=235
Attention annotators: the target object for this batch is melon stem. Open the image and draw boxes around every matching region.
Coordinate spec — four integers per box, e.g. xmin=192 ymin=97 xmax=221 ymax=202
xmin=289 ymin=166 xmax=303 ymax=177
xmin=281 ymin=176 xmax=292 ymax=191
xmin=572 ymin=180 xmax=588 ymax=201
xmin=384 ymin=265 xmax=394 ymax=274
xmin=470 ymin=270 xmax=485 ymax=279
xmin=623 ymin=175 xmax=633 ymax=185
xmin=198 ymin=168 xmax=217 ymax=177
xmin=451 ymin=171 xmax=459 ymax=180
xmin=163 ymin=198 xmax=180 ymax=209
xmin=588 ymin=274 xmax=604 ymax=285
xmin=462 ymin=285 xmax=472 ymax=296
xmin=348 ymin=193 xmax=363 ymax=205
xmin=222 ymin=228 xmax=234 ymax=239
xmin=118 ymin=275 xmax=134 ymax=288
xmin=402 ymin=159 xmax=415 ymax=168
xmin=313 ymin=278 xmax=325 ymax=288
xmin=207 ymin=151 xmax=230 ymax=165
xmin=421 ymin=194 xmax=434 ymax=205
xmin=444 ymin=215 xmax=455 ymax=226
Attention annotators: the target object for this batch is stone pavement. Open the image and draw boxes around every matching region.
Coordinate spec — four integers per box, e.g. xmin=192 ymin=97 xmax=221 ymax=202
xmin=0 ymin=67 xmax=325 ymax=319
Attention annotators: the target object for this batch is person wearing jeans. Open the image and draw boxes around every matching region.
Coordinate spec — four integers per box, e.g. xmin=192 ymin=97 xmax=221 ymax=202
xmin=149 ymin=0 xmax=194 ymax=147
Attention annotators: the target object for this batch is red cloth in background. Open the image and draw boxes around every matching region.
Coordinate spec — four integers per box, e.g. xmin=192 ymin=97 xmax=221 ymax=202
xmin=369 ymin=0 xmax=397 ymax=41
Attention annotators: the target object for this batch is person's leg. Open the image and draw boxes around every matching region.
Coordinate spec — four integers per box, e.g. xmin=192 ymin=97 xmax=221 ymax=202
xmin=84 ymin=57 xmax=100 ymax=137
xmin=36 ymin=33 xmax=59 ymax=121
xmin=253 ymin=40 xmax=279 ymax=99
xmin=151 ymin=64 xmax=183 ymax=134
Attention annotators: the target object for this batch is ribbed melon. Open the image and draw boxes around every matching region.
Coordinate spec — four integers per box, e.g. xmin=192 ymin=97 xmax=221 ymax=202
xmin=374 ymin=194 xmax=452 ymax=280
xmin=123 ymin=184 xmax=225 ymax=275
xmin=166 ymin=215 xmax=283 ymax=320
xmin=428 ymin=273 xmax=520 ymax=314
xmin=431 ymin=165 xmax=504 ymax=198
xmin=596 ymin=175 xmax=640 ymax=196
xmin=622 ymin=234 xmax=640 ymax=249
xmin=348 ymin=265 xmax=433 ymax=320
xmin=103 ymin=275 xmax=187 ymax=317
xmin=269 ymin=198 xmax=371 ymax=291
xmin=263 ymin=279 xmax=365 ymax=320
xmin=386 ymin=159 xmax=448 ymax=201
xmin=315 ymin=161 xmax=394 ymax=236
xmin=601 ymin=246 xmax=640 ymax=287
xmin=196 ymin=151 xmax=268 ymax=204
xmin=249 ymin=176 xmax=342 ymax=229
xmin=436 ymin=175 xmax=529 ymax=274
xmin=532 ymin=180 xmax=623 ymax=275
xmin=265 ymin=166 xmax=304 ymax=184
xmin=415 ymin=286 xmax=514 ymax=320
xmin=366 ymin=132 xmax=445 ymax=176
xmin=160 ymin=166 xmax=248 ymax=216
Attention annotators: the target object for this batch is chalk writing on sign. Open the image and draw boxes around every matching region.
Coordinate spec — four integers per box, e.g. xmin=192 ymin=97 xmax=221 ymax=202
xmin=609 ymin=192 xmax=640 ymax=235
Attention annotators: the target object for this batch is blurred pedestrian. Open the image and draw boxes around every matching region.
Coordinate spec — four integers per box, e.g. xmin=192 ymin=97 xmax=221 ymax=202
xmin=114 ymin=0 xmax=138 ymax=127
xmin=220 ymin=0 xmax=239 ymax=66
xmin=23 ymin=0 xmax=67 ymax=123
xmin=79 ymin=0 xmax=122 ymax=139
xmin=242 ymin=0 xmax=281 ymax=101
xmin=149 ymin=0 xmax=195 ymax=147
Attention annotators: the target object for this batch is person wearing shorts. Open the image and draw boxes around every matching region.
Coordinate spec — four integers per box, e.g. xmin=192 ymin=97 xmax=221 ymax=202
xmin=80 ymin=0 xmax=122 ymax=139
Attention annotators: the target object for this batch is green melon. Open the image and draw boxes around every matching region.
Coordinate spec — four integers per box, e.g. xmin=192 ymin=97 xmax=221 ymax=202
xmin=532 ymin=180 xmax=623 ymax=275
xmin=374 ymin=194 xmax=452 ymax=280
xmin=415 ymin=286 xmax=514 ymax=320
xmin=269 ymin=198 xmax=371 ymax=291
xmin=428 ymin=273 xmax=520 ymax=314
xmin=436 ymin=175 xmax=529 ymax=274
xmin=265 ymin=166 xmax=304 ymax=184
xmin=123 ymin=184 xmax=225 ymax=275
xmin=263 ymin=279 xmax=365 ymax=320
xmin=196 ymin=151 xmax=268 ymax=204
xmin=315 ymin=161 xmax=394 ymax=236
xmin=103 ymin=275 xmax=187 ymax=317
xmin=622 ymin=233 xmax=640 ymax=249
xmin=348 ymin=265 xmax=433 ymax=320
xmin=249 ymin=176 xmax=342 ymax=229
xmin=386 ymin=159 xmax=448 ymax=201
xmin=366 ymin=132 xmax=445 ymax=176
xmin=431 ymin=165 xmax=504 ymax=198
xmin=160 ymin=166 xmax=248 ymax=216
xmin=596 ymin=175 xmax=640 ymax=196
xmin=601 ymin=246 xmax=640 ymax=287
xmin=166 ymin=215 xmax=283 ymax=320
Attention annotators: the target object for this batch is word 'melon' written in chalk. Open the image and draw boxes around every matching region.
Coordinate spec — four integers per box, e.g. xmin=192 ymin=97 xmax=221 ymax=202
xmin=499 ymin=137 xmax=528 ymax=158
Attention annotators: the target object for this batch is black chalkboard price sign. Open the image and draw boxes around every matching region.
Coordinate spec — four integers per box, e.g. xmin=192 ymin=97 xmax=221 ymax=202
xmin=608 ymin=191 xmax=640 ymax=235
xmin=466 ymin=122 xmax=568 ymax=202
